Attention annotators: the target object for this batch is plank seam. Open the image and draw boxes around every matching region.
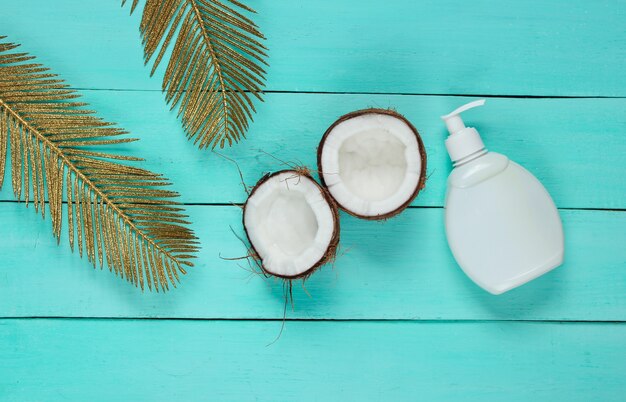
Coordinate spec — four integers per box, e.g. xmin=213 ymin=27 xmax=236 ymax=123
xmin=63 ymin=88 xmax=626 ymax=99
xmin=0 ymin=200 xmax=624 ymax=212
xmin=1 ymin=317 xmax=625 ymax=323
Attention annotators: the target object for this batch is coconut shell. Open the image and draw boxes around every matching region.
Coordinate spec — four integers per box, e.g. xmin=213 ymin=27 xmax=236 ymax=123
xmin=243 ymin=169 xmax=341 ymax=280
xmin=317 ymin=108 xmax=427 ymax=220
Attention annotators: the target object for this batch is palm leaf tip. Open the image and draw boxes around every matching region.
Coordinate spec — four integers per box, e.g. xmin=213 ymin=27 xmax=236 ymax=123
xmin=0 ymin=37 xmax=198 ymax=291
xmin=126 ymin=0 xmax=268 ymax=149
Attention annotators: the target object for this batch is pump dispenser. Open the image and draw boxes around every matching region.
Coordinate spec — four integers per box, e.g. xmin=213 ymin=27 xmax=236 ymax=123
xmin=441 ymin=100 xmax=564 ymax=294
xmin=442 ymin=99 xmax=487 ymax=163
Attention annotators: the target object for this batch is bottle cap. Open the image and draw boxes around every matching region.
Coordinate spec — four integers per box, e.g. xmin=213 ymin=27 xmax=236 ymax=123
xmin=441 ymin=99 xmax=486 ymax=163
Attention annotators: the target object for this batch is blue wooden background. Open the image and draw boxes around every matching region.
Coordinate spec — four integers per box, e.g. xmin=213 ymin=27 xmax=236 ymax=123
xmin=1 ymin=1 xmax=625 ymax=400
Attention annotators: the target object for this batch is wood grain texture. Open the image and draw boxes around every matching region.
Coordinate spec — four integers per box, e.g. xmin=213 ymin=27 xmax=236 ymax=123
xmin=1 ymin=1 xmax=624 ymax=95
xmin=1 ymin=319 xmax=625 ymax=402
xmin=0 ymin=92 xmax=624 ymax=209
xmin=0 ymin=205 xmax=623 ymax=320
xmin=1 ymin=1 xmax=625 ymax=400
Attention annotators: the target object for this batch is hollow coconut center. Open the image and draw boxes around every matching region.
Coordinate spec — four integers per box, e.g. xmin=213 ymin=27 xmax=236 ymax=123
xmin=338 ymin=128 xmax=407 ymax=201
xmin=261 ymin=191 xmax=318 ymax=256
xmin=244 ymin=172 xmax=336 ymax=278
xmin=320 ymin=113 xmax=422 ymax=217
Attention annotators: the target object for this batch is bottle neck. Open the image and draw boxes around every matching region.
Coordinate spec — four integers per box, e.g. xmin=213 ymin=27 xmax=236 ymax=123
xmin=453 ymin=148 xmax=488 ymax=168
xmin=445 ymin=127 xmax=485 ymax=163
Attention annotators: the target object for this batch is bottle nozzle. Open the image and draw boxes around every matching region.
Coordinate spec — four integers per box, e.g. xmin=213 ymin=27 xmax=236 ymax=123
xmin=441 ymin=99 xmax=487 ymax=163
xmin=441 ymin=99 xmax=486 ymax=135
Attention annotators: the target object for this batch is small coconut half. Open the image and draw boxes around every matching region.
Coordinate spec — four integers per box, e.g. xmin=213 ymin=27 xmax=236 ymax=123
xmin=243 ymin=170 xmax=340 ymax=279
xmin=317 ymin=109 xmax=427 ymax=220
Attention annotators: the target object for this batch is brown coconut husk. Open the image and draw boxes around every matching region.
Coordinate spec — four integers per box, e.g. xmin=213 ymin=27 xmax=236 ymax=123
xmin=317 ymin=108 xmax=428 ymax=220
xmin=242 ymin=169 xmax=341 ymax=281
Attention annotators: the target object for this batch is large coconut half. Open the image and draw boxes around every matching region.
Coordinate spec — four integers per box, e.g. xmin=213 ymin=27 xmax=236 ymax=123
xmin=317 ymin=109 xmax=427 ymax=220
xmin=243 ymin=170 xmax=340 ymax=279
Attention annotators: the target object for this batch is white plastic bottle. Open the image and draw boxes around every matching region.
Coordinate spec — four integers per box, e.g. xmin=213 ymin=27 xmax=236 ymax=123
xmin=441 ymin=100 xmax=564 ymax=295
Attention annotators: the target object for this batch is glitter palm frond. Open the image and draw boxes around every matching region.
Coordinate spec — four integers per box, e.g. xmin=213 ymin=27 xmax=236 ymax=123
xmin=124 ymin=0 xmax=268 ymax=149
xmin=0 ymin=37 xmax=198 ymax=291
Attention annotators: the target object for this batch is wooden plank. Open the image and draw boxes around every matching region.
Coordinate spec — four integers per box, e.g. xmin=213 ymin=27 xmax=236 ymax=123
xmin=1 ymin=319 xmax=625 ymax=401
xmin=1 ymin=92 xmax=624 ymax=209
xmin=0 ymin=205 xmax=624 ymax=321
xmin=1 ymin=1 xmax=625 ymax=96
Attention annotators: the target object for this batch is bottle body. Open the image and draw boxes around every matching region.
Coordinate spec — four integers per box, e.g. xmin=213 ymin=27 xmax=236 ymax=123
xmin=444 ymin=152 xmax=564 ymax=294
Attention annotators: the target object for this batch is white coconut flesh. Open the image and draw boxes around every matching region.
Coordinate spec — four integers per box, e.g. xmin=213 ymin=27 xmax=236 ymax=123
xmin=244 ymin=172 xmax=337 ymax=278
xmin=320 ymin=112 xmax=423 ymax=217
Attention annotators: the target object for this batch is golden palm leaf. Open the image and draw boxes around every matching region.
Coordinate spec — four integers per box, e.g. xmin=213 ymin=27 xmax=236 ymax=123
xmin=0 ymin=37 xmax=198 ymax=291
xmin=124 ymin=0 xmax=268 ymax=149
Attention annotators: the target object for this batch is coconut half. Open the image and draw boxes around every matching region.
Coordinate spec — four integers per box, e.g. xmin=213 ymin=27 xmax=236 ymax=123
xmin=243 ymin=170 xmax=340 ymax=279
xmin=317 ymin=109 xmax=427 ymax=219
